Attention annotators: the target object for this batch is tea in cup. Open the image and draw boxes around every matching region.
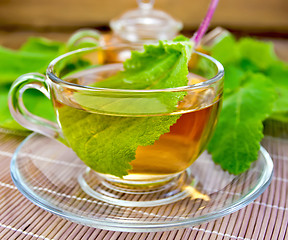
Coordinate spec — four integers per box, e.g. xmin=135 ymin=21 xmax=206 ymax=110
xmin=9 ymin=42 xmax=224 ymax=206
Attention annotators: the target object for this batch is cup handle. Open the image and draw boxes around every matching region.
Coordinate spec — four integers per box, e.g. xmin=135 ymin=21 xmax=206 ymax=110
xmin=65 ymin=28 xmax=102 ymax=51
xmin=8 ymin=73 xmax=61 ymax=139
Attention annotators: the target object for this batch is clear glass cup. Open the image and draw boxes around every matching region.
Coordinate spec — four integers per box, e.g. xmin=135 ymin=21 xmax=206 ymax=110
xmin=8 ymin=43 xmax=224 ymax=206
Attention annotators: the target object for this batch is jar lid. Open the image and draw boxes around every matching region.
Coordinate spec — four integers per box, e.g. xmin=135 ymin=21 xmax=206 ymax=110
xmin=110 ymin=0 xmax=183 ymax=43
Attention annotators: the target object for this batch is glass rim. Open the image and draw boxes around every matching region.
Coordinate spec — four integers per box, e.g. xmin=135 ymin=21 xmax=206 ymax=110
xmin=46 ymin=45 xmax=224 ymax=93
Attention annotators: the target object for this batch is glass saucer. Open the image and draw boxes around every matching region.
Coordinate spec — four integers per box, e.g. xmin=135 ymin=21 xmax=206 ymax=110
xmin=10 ymin=133 xmax=273 ymax=232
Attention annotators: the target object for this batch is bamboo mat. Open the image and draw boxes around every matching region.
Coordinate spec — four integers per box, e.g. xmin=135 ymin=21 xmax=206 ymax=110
xmin=0 ymin=122 xmax=287 ymax=240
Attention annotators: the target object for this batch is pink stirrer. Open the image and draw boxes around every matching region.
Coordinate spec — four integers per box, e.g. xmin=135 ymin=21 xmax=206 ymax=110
xmin=191 ymin=0 xmax=220 ymax=47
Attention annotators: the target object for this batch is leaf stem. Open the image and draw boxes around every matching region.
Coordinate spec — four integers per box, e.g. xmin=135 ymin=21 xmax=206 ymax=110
xmin=191 ymin=0 xmax=219 ymax=47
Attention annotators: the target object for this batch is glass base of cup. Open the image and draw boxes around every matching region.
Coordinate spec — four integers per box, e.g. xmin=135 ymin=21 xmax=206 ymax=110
xmin=78 ymin=167 xmax=197 ymax=207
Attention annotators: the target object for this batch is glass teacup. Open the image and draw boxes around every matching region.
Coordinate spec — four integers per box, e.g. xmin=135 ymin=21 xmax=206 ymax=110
xmin=9 ymin=43 xmax=224 ymax=206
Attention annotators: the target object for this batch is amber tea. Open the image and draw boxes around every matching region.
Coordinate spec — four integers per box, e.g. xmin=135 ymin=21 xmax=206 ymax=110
xmin=53 ymin=66 xmax=221 ymax=182
xmin=132 ymin=102 xmax=220 ymax=177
